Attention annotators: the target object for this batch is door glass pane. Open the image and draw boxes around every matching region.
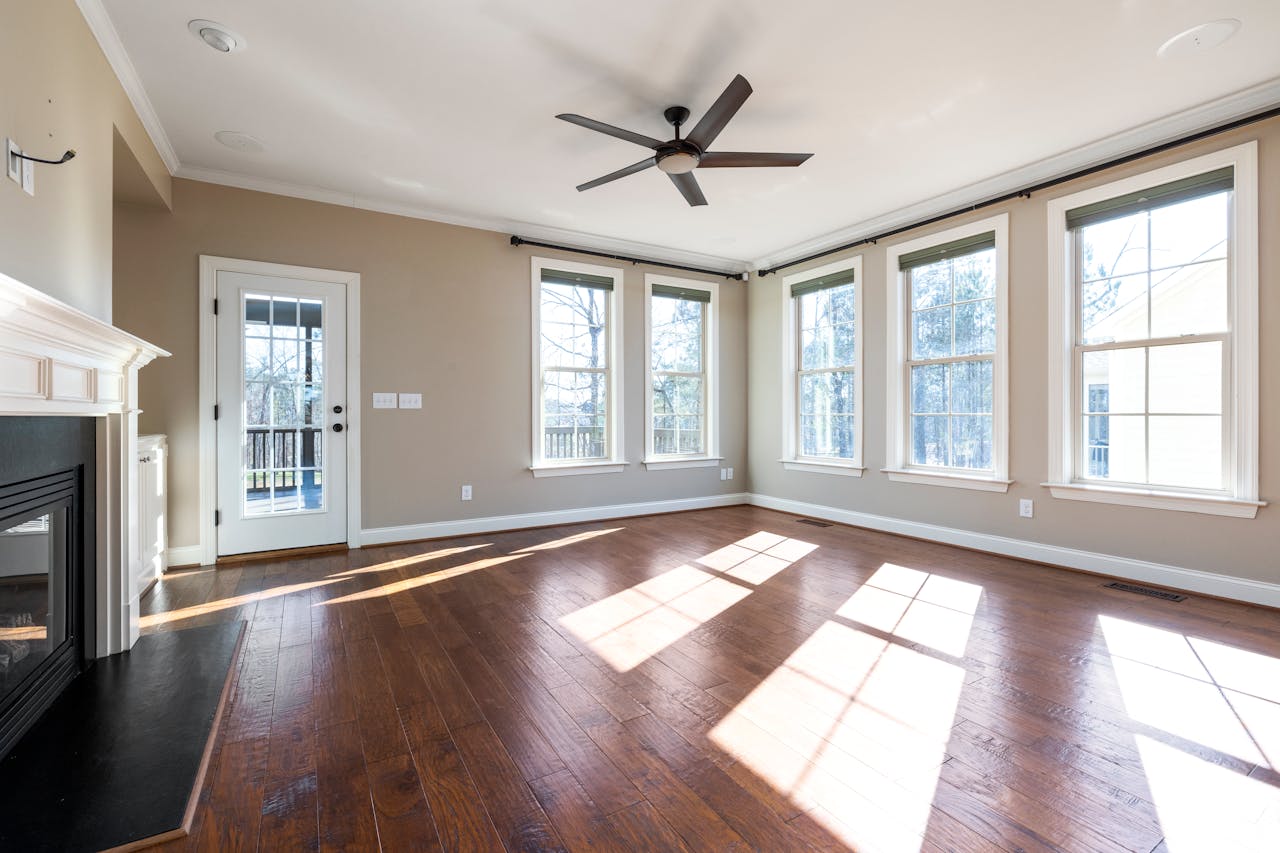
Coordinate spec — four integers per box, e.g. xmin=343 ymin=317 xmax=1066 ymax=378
xmin=243 ymin=294 xmax=324 ymax=516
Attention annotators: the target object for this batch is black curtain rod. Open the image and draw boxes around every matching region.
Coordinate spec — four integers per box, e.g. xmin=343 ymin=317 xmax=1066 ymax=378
xmin=757 ymin=104 xmax=1280 ymax=277
xmin=510 ymin=236 xmax=745 ymax=280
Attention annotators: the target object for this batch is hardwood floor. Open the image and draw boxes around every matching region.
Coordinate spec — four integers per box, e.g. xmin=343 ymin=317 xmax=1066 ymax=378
xmin=140 ymin=506 xmax=1280 ymax=852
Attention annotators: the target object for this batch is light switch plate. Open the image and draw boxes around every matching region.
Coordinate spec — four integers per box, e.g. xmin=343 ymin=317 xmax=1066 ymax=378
xmin=372 ymin=392 xmax=397 ymax=409
xmin=1019 ymin=499 xmax=1034 ymax=518
xmin=6 ymin=139 xmax=21 ymax=184
xmin=398 ymin=393 xmax=422 ymax=409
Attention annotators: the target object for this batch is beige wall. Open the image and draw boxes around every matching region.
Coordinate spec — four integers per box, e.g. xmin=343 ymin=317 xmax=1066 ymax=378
xmin=748 ymin=119 xmax=1279 ymax=586
xmin=0 ymin=0 xmax=169 ymax=321
xmin=113 ymin=179 xmax=747 ymax=550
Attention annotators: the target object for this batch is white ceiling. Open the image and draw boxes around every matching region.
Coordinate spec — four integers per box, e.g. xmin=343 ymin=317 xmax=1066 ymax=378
xmin=96 ymin=0 xmax=1280 ymax=270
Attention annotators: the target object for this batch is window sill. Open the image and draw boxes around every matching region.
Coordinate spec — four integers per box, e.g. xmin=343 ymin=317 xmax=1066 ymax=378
xmin=530 ymin=461 xmax=627 ymax=478
xmin=643 ymin=457 xmax=722 ymax=471
xmin=1044 ymin=482 xmax=1265 ymax=518
xmin=883 ymin=468 xmax=1012 ymax=492
xmin=780 ymin=460 xmax=865 ymax=477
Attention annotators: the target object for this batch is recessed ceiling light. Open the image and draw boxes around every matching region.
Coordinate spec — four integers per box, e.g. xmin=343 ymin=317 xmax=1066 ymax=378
xmin=1157 ymin=19 xmax=1241 ymax=59
xmin=188 ymin=19 xmax=245 ymax=53
xmin=214 ymin=131 xmax=265 ymax=153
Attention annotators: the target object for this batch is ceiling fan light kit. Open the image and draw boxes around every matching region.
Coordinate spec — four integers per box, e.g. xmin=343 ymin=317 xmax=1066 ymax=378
xmin=557 ymin=74 xmax=813 ymax=206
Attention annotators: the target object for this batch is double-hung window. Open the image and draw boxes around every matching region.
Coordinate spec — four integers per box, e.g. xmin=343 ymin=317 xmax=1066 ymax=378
xmin=781 ymin=258 xmax=863 ymax=475
xmin=530 ymin=258 xmax=624 ymax=476
xmin=1046 ymin=142 xmax=1262 ymax=517
xmin=885 ymin=214 xmax=1010 ymax=490
xmin=644 ymin=275 xmax=719 ymax=469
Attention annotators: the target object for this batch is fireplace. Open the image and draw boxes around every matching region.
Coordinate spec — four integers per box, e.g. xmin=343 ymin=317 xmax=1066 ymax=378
xmin=0 ymin=417 xmax=95 ymax=759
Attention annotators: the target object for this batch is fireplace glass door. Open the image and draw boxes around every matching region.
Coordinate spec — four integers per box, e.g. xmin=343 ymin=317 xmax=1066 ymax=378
xmin=0 ymin=506 xmax=70 ymax=714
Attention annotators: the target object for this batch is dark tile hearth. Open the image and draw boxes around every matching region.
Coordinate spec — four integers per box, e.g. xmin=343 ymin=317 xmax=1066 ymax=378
xmin=0 ymin=621 xmax=244 ymax=852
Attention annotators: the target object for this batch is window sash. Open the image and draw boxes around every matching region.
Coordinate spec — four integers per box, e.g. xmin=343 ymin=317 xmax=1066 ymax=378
xmin=902 ymin=257 xmax=997 ymax=472
xmin=795 ymin=284 xmax=857 ymax=462
xmin=1069 ymin=220 xmax=1232 ymax=493
xmin=537 ymin=276 xmax=613 ymax=464
xmin=649 ymin=291 xmax=709 ymax=458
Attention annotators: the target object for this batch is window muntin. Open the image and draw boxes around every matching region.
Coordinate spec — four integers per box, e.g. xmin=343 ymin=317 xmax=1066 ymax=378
xmin=650 ymin=288 xmax=708 ymax=457
xmin=536 ymin=267 xmax=616 ymax=464
xmin=795 ymin=281 xmax=856 ymax=460
xmin=904 ymin=244 xmax=997 ymax=471
xmin=1072 ymin=183 xmax=1231 ymax=492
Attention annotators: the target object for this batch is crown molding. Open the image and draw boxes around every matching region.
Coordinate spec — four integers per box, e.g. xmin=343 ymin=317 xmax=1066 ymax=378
xmin=173 ymin=164 xmax=750 ymax=274
xmin=76 ymin=0 xmax=180 ymax=174
xmin=750 ymin=77 xmax=1280 ymax=272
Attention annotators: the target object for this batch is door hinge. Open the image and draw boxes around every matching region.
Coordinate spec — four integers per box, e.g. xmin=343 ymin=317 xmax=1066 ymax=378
xmin=213 ymin=403 xmax=220 ymax=421
xmin=214 ymin=509 xmax=221 ymax=526
xmin=213 ymin=297 xmax=219 ymax=315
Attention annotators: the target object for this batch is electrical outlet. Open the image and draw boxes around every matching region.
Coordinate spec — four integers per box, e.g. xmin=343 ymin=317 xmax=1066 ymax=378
xmin=726 ymin=467 xmax=734 ymax=480
xmin=372 ymin=392 xmax=397 ymax=409
xmin=1019 ymin=499 xmax=1034 ymax=518
xmin=398 ymin=392 xmax=422 ymax=409
xmin=719 ymin=468 xmax=727 ymax=481
xmin=461 ymin=484 xmax=472 ymax=501
xmin=6 ymin=139 xmax=21 ymax=184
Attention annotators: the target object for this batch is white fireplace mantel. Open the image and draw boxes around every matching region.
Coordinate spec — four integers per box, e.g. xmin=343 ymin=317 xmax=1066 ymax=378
xmin=0 ymin=271 xmax=169 ymax=656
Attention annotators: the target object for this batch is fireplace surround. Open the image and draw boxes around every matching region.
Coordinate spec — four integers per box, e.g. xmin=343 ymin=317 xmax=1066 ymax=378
xmin=0 ymin=271 xmax=167 ymax=754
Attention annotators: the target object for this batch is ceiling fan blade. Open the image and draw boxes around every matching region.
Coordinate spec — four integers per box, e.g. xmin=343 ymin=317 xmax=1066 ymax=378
xmin=685 ymin=74 xmax=752 ymax=150
xmin=698 ymin=151 xmax=813 ymax=168
xmin=669 ymin=172 xmax=708 ymax=207
xmin=556 ymin=114 xmax=663 ymax=149
xmin=576 ymin=157 xmax=658 ymax=191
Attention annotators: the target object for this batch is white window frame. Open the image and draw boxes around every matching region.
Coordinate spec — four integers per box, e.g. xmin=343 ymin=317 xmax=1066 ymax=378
xmin=529 ymin=256 xmax=626 ymax=477
xmin=884 ymin=213 xmax=1011 ymax=492
xmin=780 ymin=257 xmax=864 ymax=476
xmin=643 ymin=274 xmax=721 ymax=470
xmin=1044 ymin=142 xmax=1263 ymax=518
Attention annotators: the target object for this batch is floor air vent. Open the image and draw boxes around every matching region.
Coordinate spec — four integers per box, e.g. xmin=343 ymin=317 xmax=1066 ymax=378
xmin=796 ymin=518 xmax=832 ymax=528
xmin=1103 ymin=581 xmax=1187 ymax=602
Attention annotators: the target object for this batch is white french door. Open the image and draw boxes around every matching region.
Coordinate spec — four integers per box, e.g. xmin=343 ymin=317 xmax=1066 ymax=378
xmin=215 ymin=270 xmax=348 ymax=556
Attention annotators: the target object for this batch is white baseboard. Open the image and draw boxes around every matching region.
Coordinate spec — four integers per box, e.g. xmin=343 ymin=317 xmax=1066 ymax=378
xmin=165 ymin=544 xmax=204 ymax=568
xmin=748 ymin=493 xmax=1280 ymax=609
xmin=361 ymin=492 xmax=752 ymax=546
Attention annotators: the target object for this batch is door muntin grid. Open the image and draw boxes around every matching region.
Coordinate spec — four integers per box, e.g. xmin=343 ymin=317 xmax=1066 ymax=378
xmin=242 ymin=293 xmax=326 ymax=516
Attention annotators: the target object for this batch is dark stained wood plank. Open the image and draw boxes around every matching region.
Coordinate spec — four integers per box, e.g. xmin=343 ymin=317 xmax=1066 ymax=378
xmin=314 ymin=720 xmax=379 ymax=852
xmin=399 ymin=701 xmax=505 ymax=853
xmin=366 ymin=753 xmax=443 ymax=853
xmin=528 ymin=769 xmax=631 ymax=853
xmin=449 ymin=721 xmax=568 ymax=852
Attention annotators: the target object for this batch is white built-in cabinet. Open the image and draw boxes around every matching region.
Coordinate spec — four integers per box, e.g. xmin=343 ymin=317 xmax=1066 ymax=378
xmin=136 ymin=434 xmax=167 ymax=596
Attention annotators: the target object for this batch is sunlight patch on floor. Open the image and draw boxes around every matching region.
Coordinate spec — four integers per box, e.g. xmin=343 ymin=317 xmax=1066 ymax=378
xmin=515 ymin=527 xmax=624 ymax=552
xmin=837 ymin=563 xmax=982 ymax=657
xmin=327 ymin=543 xmax=491 ymax=577
xmin=315 ymin=554 xmax=527 ymax=607
xmin=1100 ymin=615 xmax=1279 ymax=768
xmin=141 ymin=577 xmax=346 ymax=628
xmin=710 ymin=568 xmax=975 ymax=852
xmin=559 ymin=564 xmax=751 ymax=672
xmin=1135 ymin=734 xmax=1280 ymax=852
xmin=560 ymin=531 xmax=817 ymax=672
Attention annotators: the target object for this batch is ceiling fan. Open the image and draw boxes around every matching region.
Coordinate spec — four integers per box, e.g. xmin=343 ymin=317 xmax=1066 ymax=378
xmin=556 ymin=74 xmax=813 ymax=207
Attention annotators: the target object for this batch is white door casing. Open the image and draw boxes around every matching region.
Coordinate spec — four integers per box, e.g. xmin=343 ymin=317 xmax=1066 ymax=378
xmin=199 ymin=257 xmax=362 ymax=562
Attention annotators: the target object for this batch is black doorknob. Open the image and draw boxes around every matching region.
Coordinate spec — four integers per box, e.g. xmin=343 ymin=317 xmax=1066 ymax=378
xmin=332 ymin=423 xmax=344 ymax=433
xmin=333 ymin=405 xmax=343 ymax=414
